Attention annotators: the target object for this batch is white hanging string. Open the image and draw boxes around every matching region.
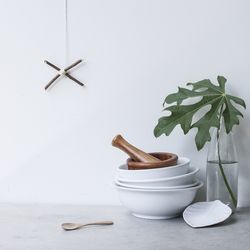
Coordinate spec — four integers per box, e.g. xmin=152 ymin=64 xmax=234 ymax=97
xmin=44 ymin=0 xmax=85 ymax=90
xmin=64 ymin=0 xmax=69 ymax=67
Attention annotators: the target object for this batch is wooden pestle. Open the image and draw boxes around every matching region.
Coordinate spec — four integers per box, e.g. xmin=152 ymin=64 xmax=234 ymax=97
xmin=112 ymin=135 xmax=161 ymax=163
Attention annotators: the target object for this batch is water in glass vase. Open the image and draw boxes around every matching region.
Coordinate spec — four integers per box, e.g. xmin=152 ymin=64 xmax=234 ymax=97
xmin=206 ymin=118 xmax=238 ymax=212
xmin=207 ymin=160 xmax=238 ymax=211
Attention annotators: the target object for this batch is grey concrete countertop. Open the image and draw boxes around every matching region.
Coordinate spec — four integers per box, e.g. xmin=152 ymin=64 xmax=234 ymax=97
xmin=0 ymin=203 xmax=249 ymax=250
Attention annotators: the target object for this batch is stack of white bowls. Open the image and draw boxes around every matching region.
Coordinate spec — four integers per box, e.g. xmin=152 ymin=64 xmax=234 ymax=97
xmin=114 ymin=157 xmax=203 ymax=219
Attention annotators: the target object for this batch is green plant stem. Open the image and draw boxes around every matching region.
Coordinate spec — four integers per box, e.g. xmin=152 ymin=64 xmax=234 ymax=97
xmin=217 ymin=107 xmax=237 ymax=208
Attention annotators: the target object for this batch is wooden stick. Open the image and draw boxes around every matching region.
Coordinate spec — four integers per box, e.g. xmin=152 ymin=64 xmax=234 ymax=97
xmin=45 ymin=74 xmax=61 ymax=90
xmin=44 ymin=60 xmax=61 ymax=71
xmin=65 ymin=73 xmax=84 ymax=86
xmin=64 ymin=60 xmax=82 ymax=72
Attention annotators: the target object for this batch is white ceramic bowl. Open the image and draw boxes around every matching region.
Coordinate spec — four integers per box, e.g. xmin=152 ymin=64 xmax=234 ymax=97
xmin=115 ymin=181 xmax=203 ymax=219
xmin=116 ymin=157 xmax=190 ymax=181
xmin=117 ymin=167 xmax=199 ymax=188
xmin=115 ymin=179 xmax=199 ymax=190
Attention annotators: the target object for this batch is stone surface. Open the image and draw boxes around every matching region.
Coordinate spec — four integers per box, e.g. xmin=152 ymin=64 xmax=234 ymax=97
xmin=0 ymin=203 xmax=249 ymax=250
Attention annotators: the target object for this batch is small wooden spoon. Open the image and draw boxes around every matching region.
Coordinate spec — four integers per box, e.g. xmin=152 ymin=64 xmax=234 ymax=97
xmin=61 ymin=221 xmax=114 ymax=231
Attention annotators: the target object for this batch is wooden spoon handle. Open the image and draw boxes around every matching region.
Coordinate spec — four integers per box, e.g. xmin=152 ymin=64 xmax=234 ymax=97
xmin=112 ymin=135 xmax=160 ymax=163
xmin=84 ymin=221 xmax=114 ymax=226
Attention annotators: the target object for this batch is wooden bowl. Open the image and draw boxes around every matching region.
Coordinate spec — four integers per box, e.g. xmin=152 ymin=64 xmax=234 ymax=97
xmin=127 ymin=152 xmax=178 ymax=170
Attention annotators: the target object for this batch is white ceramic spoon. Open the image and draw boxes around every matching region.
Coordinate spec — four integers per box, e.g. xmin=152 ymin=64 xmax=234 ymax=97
xmin=183 ymin=200 xmax=232 ymax=228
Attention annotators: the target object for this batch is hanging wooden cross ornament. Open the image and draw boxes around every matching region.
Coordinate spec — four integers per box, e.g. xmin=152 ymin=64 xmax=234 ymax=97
xmin=44 ymin=59 xmax=84 ymax=90
xmin=44 ymin=0 xmax=85 ymax=90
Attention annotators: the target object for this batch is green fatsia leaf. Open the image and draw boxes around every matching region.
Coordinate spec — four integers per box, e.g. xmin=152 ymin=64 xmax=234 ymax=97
xmin=154 ymin=76 xmax=246 ymax=150
xmin=217 ymin=75 xmax=226 ymax=92
xmin=155 ymin=95 xmax=224 ymax=137
xmin=227 ymin=95 xmax=246 ymax=109
xmin=187 ymin=79 xmax=223 ymax=93
xmin=223 ymin=95 xmax=244 ymax=133
xmin=192 ymin=98 xmax=224 ymax=150
xmin=164 ymin=79 xmax=221 ymax=105
xmin=164 ymin=87 xmax=196 ymax=105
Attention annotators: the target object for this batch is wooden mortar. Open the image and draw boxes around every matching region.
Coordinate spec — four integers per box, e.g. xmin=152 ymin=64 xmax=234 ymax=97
xmin=127 ymin=152 xmax=178 ymax=170
xmin=112 ymin=134 xmax=178 ymax=170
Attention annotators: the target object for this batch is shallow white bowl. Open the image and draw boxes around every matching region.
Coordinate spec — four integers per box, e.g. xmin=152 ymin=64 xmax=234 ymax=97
xmin=115 ymin=179 xmax=199 ymax=190
xmin=183 ymin=200 xmax=232 ymax=228
xmin=117 ymin=167 xmax=199 ymax=188
xmin=116 ymin=157 xmax=190 ymax=181
xmin=115 ymin=181 xmax=203 ymax=219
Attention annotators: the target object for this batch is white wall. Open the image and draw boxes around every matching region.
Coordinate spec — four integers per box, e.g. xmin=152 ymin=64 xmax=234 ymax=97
xmin=0 ymin=0 xmax=249 ymax=206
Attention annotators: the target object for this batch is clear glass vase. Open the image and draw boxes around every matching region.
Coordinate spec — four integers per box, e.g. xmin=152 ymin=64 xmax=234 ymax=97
xmin=206 ymin=119 xmax=238 ymax=212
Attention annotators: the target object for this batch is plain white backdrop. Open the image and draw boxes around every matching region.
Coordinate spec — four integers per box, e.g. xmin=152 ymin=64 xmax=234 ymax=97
xmin=0 ymin=0 xmax=249 ymax=206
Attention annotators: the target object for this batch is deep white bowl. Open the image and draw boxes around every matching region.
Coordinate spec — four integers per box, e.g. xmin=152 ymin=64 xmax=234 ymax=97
xmin=115 ymin=179 xmax=199 ymax=190
xmin=116 ymin=157 xmax=190 ymax=181
xmin=117 ymin=167 xmax=199 ymax=188
xmin=115 ymin=181 xmax=203 ymax=219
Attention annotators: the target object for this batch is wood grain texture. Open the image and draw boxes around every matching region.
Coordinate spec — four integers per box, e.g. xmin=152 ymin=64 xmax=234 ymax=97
xmin=112 ymin=135 xmax=160 ymax=163
xmin=127 ymin=152 xmax=178 ymax=170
